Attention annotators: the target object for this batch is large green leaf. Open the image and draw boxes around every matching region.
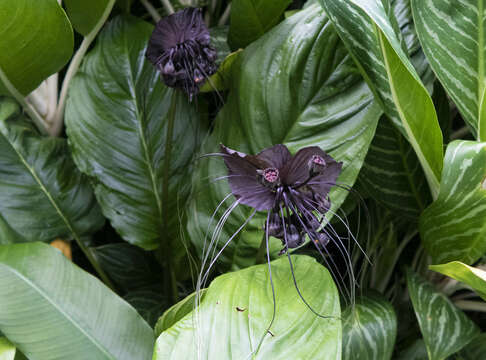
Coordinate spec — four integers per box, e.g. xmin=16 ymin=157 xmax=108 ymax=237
xmin=65 ymin=16 xmax=201 ymax=250
xmin=359 ymin=116 xmax=430 ymax=219
xmin=420 ymin=141 xmax=486 ymax=264
xmin=228 ymin=0 xmax=292 ymax=49
xmin=187 ymin=4 xmax=382 ymax=270
xmin=0 ymin=0 xmax=73 ymax=95
xmin=0 ymin=242 xmax=154 ymax=360
xmin=0 ymin=338 xmax=15 ymax=360
xmin=154 ymin=255 xmax=341 ymax=359
xmin=411 ymin=0 xmax=485 ymax=139
xmin=430 ymin=261 xmax=486 ymax=301
xmin=342 ymin=295 xmax=397 ymax=360
xmin=407 ymin=270 xmax=479 ymax=360
xmin=0 ymin=97 xmax=103 ymax=242
xmin=64 ymin=0 xmax=111 ymax=36
xmin=319 ymin=0 xmax=443 ymax=198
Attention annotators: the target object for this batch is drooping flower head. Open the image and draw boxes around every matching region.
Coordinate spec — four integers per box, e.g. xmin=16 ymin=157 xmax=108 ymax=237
xmin=220 ymin=144 xmax=342 ymax=253
xmin=146 ymin=8 xmax=217 ymax=100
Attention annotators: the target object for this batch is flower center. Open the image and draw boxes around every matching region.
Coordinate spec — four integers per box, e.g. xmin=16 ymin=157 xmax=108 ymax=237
xmin=263 ymin=168 xmax=279 ymax=183
xmin=309 ymin=154 xmax=326 ymax=175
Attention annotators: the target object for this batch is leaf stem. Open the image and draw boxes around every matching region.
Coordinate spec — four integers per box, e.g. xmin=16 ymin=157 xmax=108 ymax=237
xmin=51 ymin=0 xmax=115 ymax=137
xmin=0 ymin=66 xmax=49 ymax=135
xmin=218 ymin=2 xmax=231 ymax=26
xmin=159 ymin=0 xmax=174 ymax=15
xmin=141 ymin=0 xmax=161 ymax=22
xmin=255 ymin=233 xmax=267 ymax=265
xmin=454 ymin=300 xmax=486 ymax=313
xmin=161 ymin=90 xmax=179 ymax=303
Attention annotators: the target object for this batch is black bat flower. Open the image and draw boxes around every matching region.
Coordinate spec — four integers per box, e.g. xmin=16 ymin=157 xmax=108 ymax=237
xmin=220 ymin=144 xmax=342 ymax=252
xmin=146 ymin=8 xmax=217 ymax=100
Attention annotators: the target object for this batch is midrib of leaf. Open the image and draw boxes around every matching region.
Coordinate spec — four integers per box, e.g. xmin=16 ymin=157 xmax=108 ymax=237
xmin=0 ymin=264 xmax=114 ymax=359
xmin=377 ymin=26 xmax=440 ymax=199
xmin=1 ymin=133 xmax=81 ymax=243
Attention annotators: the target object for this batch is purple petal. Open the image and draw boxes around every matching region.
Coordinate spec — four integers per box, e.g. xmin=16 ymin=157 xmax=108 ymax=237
xmin=280 ymin=147 xmax=334 ymax=185
xmin=220 ymin=145 xmax=276 ymax=211
xmin=254 ymin=144 xmax=292 ymax=170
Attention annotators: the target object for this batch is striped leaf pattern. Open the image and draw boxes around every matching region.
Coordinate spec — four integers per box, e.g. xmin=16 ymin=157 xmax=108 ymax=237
xmin=342 ymin=295 xmax=397 ymax=360
xmin=407 ymin=270 xmax=479 ymax=360
xmin=411 ymin=0 xmax=485 ymax=139
xmin=420 ymin=141 xmax=486 ymax=264
xmin=319 ymin=0 xmax=443 ymax=198
xmin=360 ymin=116 xmax=430 ymax=219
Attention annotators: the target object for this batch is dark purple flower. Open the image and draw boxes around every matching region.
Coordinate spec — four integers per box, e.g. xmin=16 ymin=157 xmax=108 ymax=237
xmin=146 ymin=8 xmax=217 ymax=100
xmin=220 ymin=144 xmax=342 ymax=252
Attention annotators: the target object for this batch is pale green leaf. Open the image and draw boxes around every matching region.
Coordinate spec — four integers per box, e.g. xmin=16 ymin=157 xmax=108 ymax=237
xmin=0 ymin=0 xmax=73 ymax=95
xmin=154 ymin=256 xmax=341 ymax=359
xmin=0 ymin=338 xmax=15 ymax=360
xmin=0 ymin=242 xmax=154 ymax=360
xmin=420 ymin=141 xmax=486 ymax=264
xmin=430 ymin=261 xmax=486 ymax=301
xmin=407 ymin=269 xmax=479 ymax=360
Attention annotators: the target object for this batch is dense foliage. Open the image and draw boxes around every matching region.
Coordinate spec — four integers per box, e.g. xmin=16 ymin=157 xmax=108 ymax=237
xmin=0 ymin=0 xmax=485 ymax=359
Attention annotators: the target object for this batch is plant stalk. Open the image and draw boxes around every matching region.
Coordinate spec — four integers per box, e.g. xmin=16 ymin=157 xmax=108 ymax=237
xmin=51 ymin=0 xmax=115 ymax=136
xmin=0 ymin=66 xmax=49 ymax=135
xmin=455 ymin=300 xmax=486 ymax=313
xmin=141 ymin=0 xmax=161 ymax=22
xmin=161 ymin=90 xmax=179 ymax=303
xmin=255 ymin=233 xmax=267 ymax=265
xmin=159 ymin=0 xmax=175 ymax=15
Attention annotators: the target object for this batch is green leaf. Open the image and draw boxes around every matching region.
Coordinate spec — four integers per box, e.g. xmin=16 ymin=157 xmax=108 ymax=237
xmin=0 ymin=242 xmax=154 ymax=360
xmin=0 ymin=97 xmax=104 ymax=243
xmin=154 ymin=290 xmax=205 ymax=338
xmin=65 ymin=16 xmax=202 ymax=250
xmin=0 ymin=338 xmax=15 ymax=360
xmin=93 ymin=243 xmax=161 ymax=292
xmin=430 ymin=261 xmax=486 ymax=301
xmin=124 ymin=288 xmax=168 ymax=327
xmin=228 ymin=0 xmax=292 ymax=49
xmin=342 ymin=295 xmax=397 ymax=360
xmin=359 ymin=116 xmax=431 ymax=219
xmin=0 ymin=0 xmax=73 ymax=95
xmin=407 ymin=269 xmax=479 ymax=360
xmin=459 ymin=333 xmax=486 ymax=360
xmin=154 ymin=255 xmax=341 ymax=359
xmin=64 ymin=0 xmax=111 ymax=36
xmin=319 ymin=0 xmax=443 ymax=198
xmin=411 ymin=0 xmax=485 ymax=139
xmin=396 ymin=339 xmax=428 ymax=360
xmin=200 ymin=50 xmax=242 ymax=92
xmin=420 ymin=141 xmax=486 ymax=264
xmin=188 ymin=4 xmax=382 ymax=270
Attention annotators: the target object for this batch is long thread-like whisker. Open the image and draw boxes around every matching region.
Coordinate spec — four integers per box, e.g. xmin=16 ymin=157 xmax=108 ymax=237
xmin=279 ymin=204 xmax=334 ymax=319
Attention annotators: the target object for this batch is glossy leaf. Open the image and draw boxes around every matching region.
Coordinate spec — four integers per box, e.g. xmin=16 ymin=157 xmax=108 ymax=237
xmin=93 ymin=243 xmax=161 ymax=292
xmin=319 ymin=0 xmax=443 ymax=198
xmin=0 ymin=242 xmax=154 ymax=360
xmin=154 ymin=256 xmax=341 ymax=359
xmin=0 ymin=0 xmax=73 ymax=95
xmin=228 ymin=0 xmax=292 ymax=49
xmin=411 ymin=0 xmax=485 ymax=139
xmin=64 ymin=0 xmax=111 ymax=36
xmin=200 ymin=50 xmax=242 ymax=92
xmin=342 ymin=295 xmax=397 ymax=360
xmin=0 ymin=338 xmax=15 ymax=360
xmin=0 ymin=97 xmax=104 ymax=243
xmin=360 ymin=116 xmax=430 ymax=219
xmin=407 ymin=270 xmax=479 ymax=360
xmin=65 ymin=16 xmax=201 ymax=250
xmin=187 ymin=4 xmax=382 ymax=270
xmin=430 ymin=261 xmax=486 ymax=301
xmin=420 ymin=141 xmax=486 ymax=264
